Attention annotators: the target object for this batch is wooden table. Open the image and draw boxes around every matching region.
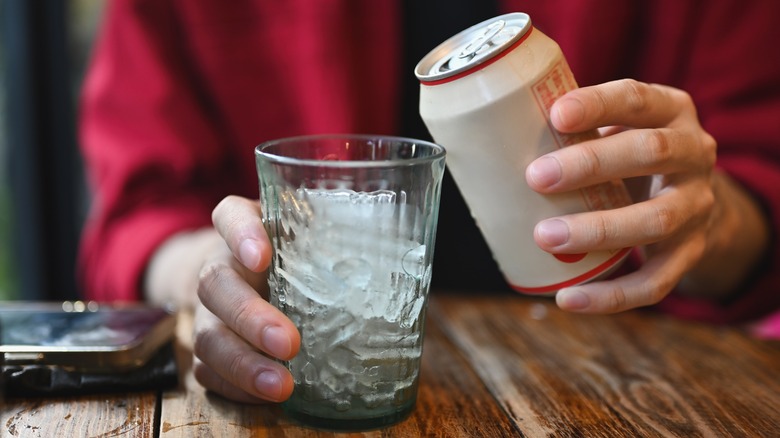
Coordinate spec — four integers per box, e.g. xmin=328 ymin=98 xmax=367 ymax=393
xmin=3 ymin=291 xmax=779 ymax=437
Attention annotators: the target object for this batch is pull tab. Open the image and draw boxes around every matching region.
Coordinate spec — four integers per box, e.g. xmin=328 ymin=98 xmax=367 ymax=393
xmin=458 ymin=19 xmax=506 ymax=60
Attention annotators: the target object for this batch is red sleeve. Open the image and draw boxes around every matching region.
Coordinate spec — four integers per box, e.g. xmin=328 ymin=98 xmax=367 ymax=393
xmin=78 ymin=0 xmax=227 ymax=302
xmin=646 ymin=2 xmax=780 ymax=331
xmin=78 ymin=1 xmax=402 ymax=302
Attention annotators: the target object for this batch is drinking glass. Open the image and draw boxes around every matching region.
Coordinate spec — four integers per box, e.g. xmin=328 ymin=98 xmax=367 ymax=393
xmin=255 ymin=134 xmax=446 ymax=430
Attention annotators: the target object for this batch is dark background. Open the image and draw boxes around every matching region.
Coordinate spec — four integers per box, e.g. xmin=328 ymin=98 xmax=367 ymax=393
xmin=0 ymin=0 xmax=103 ymax=301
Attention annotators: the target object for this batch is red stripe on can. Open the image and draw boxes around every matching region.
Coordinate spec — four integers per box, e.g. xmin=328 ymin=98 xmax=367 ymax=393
xmin=509 ymin=247 xmax=632 ymax=294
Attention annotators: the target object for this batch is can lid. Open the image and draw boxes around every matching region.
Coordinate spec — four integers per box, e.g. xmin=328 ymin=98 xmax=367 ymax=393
xmin=415 ymin=13 xmax=532 ymax=83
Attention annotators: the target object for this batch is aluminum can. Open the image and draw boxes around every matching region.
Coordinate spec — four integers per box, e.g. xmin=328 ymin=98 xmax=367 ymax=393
xmin=415 ymin=12 xmax=632 ymax=294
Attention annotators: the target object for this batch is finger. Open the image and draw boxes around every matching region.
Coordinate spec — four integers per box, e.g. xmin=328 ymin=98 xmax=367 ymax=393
xmin=533 ymin=177 xmax=714 ymax=253
xmin=206 ymin=240 xmax=269 ymax=295
xmin=198 ymin=258 xmax=300 ymax=361
xmin=555 ymin=231 xmax=707 ymax=313
xmin=526 ymin=127 xmax=712 ymax=192
xmin=192 ymin=357 xmax=270 ymax=404
xmin=550 ymin=79 xmax=693 ymax=133
xmin=212 ymin=195 xmax=271 ymax=272
xmin=192 ymin=304 xmax=295 ymax=402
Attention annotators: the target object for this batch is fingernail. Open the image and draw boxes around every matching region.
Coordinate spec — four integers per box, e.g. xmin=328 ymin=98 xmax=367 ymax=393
xmin=528 ymin=156 xmax=562 ymax=188
xmin=263 ymin=326 xmax=292 ymax=359
xmin=255 ymin=370 xmax=283 ymax=401
xmin=536 ymin=219 xmax=569 ymax=246
xmin=239 ymin=239 xmax=261 ymax=270
xmin=557 ymin=289 xmax=590 ymax=310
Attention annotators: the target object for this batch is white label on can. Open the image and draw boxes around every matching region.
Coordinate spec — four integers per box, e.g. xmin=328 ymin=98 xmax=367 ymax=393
xmin=532 ymin=59 xmax=633 ymax=213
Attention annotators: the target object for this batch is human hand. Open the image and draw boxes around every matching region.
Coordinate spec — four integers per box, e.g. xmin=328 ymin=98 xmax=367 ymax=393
xmin=192 ymin=195 xmax=300 ymax=403
xmin=525 ymin=79 xmax=733 ymax=314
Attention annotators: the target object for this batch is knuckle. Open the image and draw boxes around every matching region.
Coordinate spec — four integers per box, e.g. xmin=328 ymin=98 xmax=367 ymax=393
xmin=193 ymin=321 xmax=250 ymax=383
xmin=643 ymin=263 xmax=681 ymax=305
xmin=700 ymin=132 xmax=718 ymax=167
xmin=197 ymin=262 xmax=226 ymax=303
xmin=640 ymin=129 xmax=673 ymax=166
xmin=226 ymin=350 xmax=251 ymax=382
xmin=213 ymin=195 xmax=254 ymax=234
xmin=589 ymin=214 xmax=612 ymax=247
xmin=682 ymin=181 xmax=715 ymax=229
xmin=192 ymin=324 xmax=217 ymax=360
xmin=607 ymin=285 xmax=629 ymax=311
xmin=649 ymin=275 xmax=676 ymax=304
xmin=644 ymin=285 xmax=667 ymax=306
xmin=621 ymin=79 xmax=651 ymax=114
xmin=576 ymin=143 xmax=604 ymax=177
xmin=671 ymin=87 xmax=695 ymax=110
xmin=230 ymin=299 xmax=259 ymax=337
xmin=698 ymin=187 xmax=716 ymax=219
xmin=192 ymin=359 xmax=206 ymax=377
xmin=587 ymin=88 xmax=609 ymax=121
xmin=212 ymin=195 xmax=237 ymax=224
xmin=192 ymin=360 xmax=211 ymax=387
xmin=650 ymin=205 xmax=678 ymax=238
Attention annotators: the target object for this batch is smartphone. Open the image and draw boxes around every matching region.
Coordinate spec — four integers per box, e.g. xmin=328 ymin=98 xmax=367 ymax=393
xmin=0 ymin=301 xmax=176 ymax=372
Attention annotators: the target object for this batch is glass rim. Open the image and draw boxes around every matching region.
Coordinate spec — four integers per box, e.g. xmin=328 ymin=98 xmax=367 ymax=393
xmin=255 ymin=134 xmax=446 ymax=168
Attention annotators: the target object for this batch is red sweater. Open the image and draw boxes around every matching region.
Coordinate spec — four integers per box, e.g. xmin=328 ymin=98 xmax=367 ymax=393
xmin=79 ymin=0 xmax=780 ymax=336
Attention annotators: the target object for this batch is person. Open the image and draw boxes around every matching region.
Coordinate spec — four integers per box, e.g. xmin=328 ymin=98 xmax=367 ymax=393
xmin=77 ymin=1 xmax=780 ymax=403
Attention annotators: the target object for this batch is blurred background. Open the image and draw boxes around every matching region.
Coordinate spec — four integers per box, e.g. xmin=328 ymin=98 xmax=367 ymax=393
xmin=0 ymin=0 xmax=104 ymax=301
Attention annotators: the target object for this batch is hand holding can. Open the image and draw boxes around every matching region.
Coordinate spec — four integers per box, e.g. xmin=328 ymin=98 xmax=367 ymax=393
xmin=416 ymin=12 xmax=632 ymax=294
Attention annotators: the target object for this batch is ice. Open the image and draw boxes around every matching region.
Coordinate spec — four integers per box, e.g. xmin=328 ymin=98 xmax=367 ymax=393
xmin=276 ymin=265 xmax=337 ymax=306
xmin=332 ymin=258 xmax=372 ymax=289
xmin=401 ymin=245 xmax=426 ymax=278
xmin=324 ymin=313 xmax=361 ymax=350
xmin=327 ymin=346 xmax=364 ymax=374
xmin=362 ymin=391 xmax=395 ymax=409
xmin=400 ymin=294 xmax=426 ymax=328
xmin=301 ymin=362 xmax=317 ymax=384
xmin=320 ymin=367 xmax=346 ymax=393
xmin=275 ymin=188 xmax=427 ymax=315
xmin=366 ymin=328 xmax=420 ymax=348
xmin=272 ymin=188 xmax=431 ymax=414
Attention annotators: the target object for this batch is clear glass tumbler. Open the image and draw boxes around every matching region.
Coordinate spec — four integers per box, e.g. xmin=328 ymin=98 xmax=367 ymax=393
xmin=255 ymin=134 xmax=446 ymax=431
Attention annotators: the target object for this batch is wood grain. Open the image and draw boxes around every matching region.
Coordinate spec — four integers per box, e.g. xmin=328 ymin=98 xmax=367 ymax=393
xmin=3 ymin=292 xmax=779 ymax=437
xmin=160 ymin=308 xmax=517 ymax=437
xmin=430 ymin=291 xmax=780 ymax=437
xmin=0 ymin=392 xmax=157 ymax=438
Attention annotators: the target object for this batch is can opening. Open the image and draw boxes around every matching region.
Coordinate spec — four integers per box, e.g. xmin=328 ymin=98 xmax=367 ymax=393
xmin=414 ymin=12 xmax=532 ymax=82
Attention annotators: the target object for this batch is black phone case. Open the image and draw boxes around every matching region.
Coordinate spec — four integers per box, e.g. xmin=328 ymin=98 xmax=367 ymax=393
xmin=1 ymin=342 xmax=178 ymax=397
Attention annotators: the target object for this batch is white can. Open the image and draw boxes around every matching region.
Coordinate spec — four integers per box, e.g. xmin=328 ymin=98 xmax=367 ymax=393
xmin=416 ymin=12 xmax=632 ymax=294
